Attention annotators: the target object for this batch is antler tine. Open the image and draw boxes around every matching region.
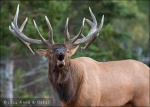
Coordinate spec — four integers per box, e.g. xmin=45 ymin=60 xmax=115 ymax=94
xmin=81 ymin=34 xmax=85 ymax=38
xmin=20 ymin=17 xmax=28 ymax=31
xmin=81 ymin=36 xmax=97 ymax=51
xmin=80 ymin=15 xmax=104 ymax=44
xmin=9 ymin=17 xmax=35 ymax=54
xmin=45 ymin=16 xmax=54 ymax=45
xmin=86 ymin=7 xmax=97 ymax=36
xmin=33 ymin=19 xmax=50 ymax=46
xmin=81 ymin=15 xmax=104 ymax=50
xmin=71 ymin=18 xmax=85 ymax=43
xmin=9 ymin=17 xmax=28 ymax=36
xmin=73 ymin=7 xmax=104 ymax=50
xmin=89 ymin=7 xmax=97 ymax=28
xmin=10 ymin=4 xmax=46 ymax=45
xmin=85 ymin=19 xmax=92 ymax=27
xmin=9 ymin=4 xmax=53 ymax=54
xmin=64 ymin=18 xmax=71 ymax=42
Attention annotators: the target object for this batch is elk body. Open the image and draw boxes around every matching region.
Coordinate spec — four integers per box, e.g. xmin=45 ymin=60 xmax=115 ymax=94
xmin=9 ymin=5 xmax=149 ymax=107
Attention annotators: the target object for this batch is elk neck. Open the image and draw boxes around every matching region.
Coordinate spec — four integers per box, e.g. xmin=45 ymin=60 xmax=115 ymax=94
xmin=48 ymin=59 xmax=83 ymax=104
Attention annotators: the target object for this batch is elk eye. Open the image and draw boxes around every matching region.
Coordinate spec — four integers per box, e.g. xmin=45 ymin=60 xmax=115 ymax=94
xmin=50 ymin=50 xmax=53 ymax=54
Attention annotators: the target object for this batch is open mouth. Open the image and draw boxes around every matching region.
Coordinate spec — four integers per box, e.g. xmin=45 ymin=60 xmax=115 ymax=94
xmin=57 ymin=55 xmax=65 ymax=68
xmin=58 ymin=54 xmax=64 ymax=61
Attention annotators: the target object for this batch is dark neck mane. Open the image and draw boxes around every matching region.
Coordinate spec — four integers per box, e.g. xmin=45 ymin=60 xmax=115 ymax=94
xmin=48 ymin=60 xmax=83 ymax=104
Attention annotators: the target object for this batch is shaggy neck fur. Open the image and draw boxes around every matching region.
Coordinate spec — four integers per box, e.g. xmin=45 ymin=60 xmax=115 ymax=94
xmin=48 ymin=59 xmax=83 ymax=104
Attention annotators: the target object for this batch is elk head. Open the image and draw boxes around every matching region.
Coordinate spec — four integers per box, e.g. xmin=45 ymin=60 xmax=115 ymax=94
xmin=9 ymin=5 xmax=104 ymax=69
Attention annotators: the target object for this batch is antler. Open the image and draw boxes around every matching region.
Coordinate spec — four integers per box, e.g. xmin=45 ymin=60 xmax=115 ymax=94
xmin=9 ymin=5 xmax=104 ymax=53
xmin=64 ymin=17 xmax=85 ymax=44
xmin=9 ymin=4 xmax=54 ymax=54
xmin=64 ymin=7 xmax=104 ymax=50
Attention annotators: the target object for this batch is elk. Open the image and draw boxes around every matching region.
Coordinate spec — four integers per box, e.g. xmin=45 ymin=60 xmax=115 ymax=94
xmin=9 ymin=5 xmax=149 ymax=107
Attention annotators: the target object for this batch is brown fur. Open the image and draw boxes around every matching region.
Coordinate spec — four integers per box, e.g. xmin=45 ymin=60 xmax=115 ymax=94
xmin=10 ymin=5 xmax=149 ymax=106
xmin=48 ymin=59 xmax=83 ymax=104
xmin=36 ymin=44 xmax=149 ymax=107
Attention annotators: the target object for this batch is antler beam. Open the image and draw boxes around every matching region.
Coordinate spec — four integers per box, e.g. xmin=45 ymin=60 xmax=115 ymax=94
xmin=64 ymin=7 xmax=104 ymax=50
xmin=9 ymin=5 xmax=104 ymax=53
xmin=75 ymin=7 xmax=104 ymax=50
xmin=9 ymin=4 xmax=55 ymax=54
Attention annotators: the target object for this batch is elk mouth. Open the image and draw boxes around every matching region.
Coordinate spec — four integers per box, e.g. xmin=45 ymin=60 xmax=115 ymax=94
xmin=57 ymin=54 xmax=65 ymax=68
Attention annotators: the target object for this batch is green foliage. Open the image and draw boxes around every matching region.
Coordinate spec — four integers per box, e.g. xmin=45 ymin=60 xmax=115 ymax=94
xmin=1 ymin=1 xmax=71 ymax=58
xmin=69 ymin=0 xmax=148 ymax=61
xmin=1 ymin=1 xmax=149 ymax=60
xmin=1 ymin=0 xmax=149 ymax=99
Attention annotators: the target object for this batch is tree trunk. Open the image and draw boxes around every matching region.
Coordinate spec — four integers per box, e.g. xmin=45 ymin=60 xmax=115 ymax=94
xmin=4 ymin=58 xmax=14 ymax=98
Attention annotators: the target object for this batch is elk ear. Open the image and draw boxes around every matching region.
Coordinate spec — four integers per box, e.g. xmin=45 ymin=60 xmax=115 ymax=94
xmin=70 ymin=45 xmax=79 ymax=56
xmin=35 ymin=49 xmax=48 ymax=57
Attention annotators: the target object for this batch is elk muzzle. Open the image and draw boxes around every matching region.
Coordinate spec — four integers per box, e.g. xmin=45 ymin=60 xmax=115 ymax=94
xmin=56 ymin=48 xmax=66 ymax=68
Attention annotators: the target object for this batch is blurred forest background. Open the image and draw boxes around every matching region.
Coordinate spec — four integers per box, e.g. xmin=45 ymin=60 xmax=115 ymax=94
xmin=0 ymin=0 xmax=149 ymax=106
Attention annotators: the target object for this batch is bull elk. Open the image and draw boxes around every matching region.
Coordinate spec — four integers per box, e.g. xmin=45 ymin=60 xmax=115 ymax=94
xmin=9 ymin=5 xmax=149 ymax=107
